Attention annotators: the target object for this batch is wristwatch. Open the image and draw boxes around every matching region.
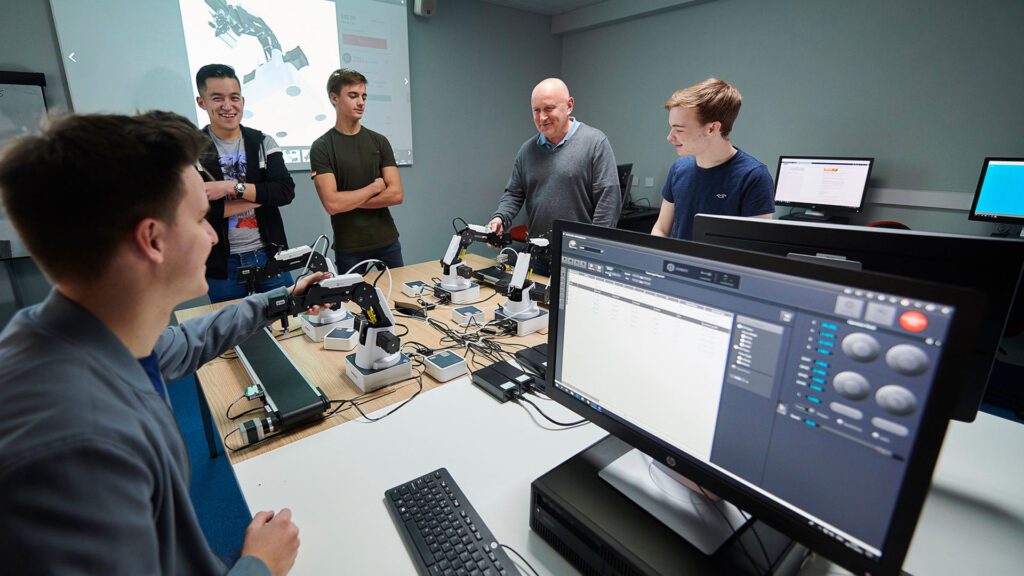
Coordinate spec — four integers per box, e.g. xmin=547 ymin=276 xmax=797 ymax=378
xmin=233 ymin=181 xmax=246 ymax=199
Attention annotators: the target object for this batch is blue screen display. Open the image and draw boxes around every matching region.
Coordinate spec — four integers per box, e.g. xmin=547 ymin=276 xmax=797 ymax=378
xmin=975 ymin=161 xmax=1024 ymax=218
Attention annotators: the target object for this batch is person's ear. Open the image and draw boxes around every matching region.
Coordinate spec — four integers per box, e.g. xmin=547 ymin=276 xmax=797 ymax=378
xmin=196 ymin=95 xmax=207 ymax=111
xmin=133 ymin=218 xmax=167 ymax=265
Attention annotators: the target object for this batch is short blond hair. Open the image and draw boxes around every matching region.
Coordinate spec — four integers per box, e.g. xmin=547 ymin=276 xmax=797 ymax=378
xmin=665 ymin=78 xmax=742 ymax=138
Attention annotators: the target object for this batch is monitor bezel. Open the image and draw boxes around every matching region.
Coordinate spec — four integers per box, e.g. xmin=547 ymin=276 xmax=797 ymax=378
xmin=773 ymin=156 xmax=874 ymax=213
xmin=546 ymin=220 xmax=981 ymax=576
xmin=967 ymin=157 xmax=1024 ymax=225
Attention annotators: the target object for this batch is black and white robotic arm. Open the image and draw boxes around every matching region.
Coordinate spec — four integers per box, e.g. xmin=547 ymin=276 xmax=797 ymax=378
xmin=237 ymin=243 xmax=336 ymax=291
xmin=502 ymin=238 xmax=549 ymax=319
xmin=438 ymin=223 xmax=509 ymax=291
xmin=268 ymin=274 xmax=402 ymax=371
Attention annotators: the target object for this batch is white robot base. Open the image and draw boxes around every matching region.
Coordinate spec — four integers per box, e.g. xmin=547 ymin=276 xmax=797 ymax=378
xmin=344 ymin=353 xmax=413 ymax=393
xmin=495 ymin=306 xmax=548 ymax=337
xmin=434 ymin=283 xmax=481 ymax=304
xmin=300 ymin=310 xmax=354 ymax=342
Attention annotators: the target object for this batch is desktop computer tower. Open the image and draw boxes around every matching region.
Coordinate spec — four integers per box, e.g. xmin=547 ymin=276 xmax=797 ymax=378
xmin=530 ymin=435 xmax=808 ymax=576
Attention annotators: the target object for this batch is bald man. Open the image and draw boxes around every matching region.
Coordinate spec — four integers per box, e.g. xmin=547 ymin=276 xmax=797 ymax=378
xmin=488 ymin=78 xmax=621 ymax=274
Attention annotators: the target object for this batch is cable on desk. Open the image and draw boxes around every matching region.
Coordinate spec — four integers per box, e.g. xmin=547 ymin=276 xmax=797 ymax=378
xmin=499 ymin=544 xmax=540 ymax=576
xmin=513 ymin=396 xmax=587 ymax=428
xmin=393 ymin=322 xmax=410 ymax=338
xmin=697 ymin=484 xmax=768 ymax=576
xmin=349 ymin=371 xmax=425 ymax=422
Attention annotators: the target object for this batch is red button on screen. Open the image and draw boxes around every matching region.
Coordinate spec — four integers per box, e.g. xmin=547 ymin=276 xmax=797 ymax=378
xmin=899 ymin=310 xmax=928 ymax=332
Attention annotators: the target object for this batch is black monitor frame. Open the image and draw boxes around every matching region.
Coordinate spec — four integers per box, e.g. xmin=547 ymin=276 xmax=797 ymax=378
xmin=967 ymin=157 xmax=1024 ymax=226
xmin=773 ymin=156 xmax=873 ymax=215
xmin=546 ymin=220 xmax=981 ymax=576
xmin=692 ymin=214 xmax=1024 ymax=422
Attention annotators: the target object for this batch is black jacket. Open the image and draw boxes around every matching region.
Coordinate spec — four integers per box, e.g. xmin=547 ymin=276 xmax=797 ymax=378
xmin=199 ymin=125 xmax=295 ymax=280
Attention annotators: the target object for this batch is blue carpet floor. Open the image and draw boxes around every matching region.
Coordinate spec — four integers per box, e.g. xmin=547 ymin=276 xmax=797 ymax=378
xmin=167 ymin=375 xmax=251 ymax=563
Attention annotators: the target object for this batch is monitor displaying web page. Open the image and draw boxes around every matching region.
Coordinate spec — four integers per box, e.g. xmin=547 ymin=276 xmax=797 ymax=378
xmin=774 ymin=157 xmax=873 ymax=212
xmin=968 ymin=158 xmax=1024 ymax=225
xmin=547 ymin=222 xmax=979 ymax=576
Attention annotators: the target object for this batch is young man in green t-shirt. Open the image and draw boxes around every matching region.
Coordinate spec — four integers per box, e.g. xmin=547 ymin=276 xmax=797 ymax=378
xmin=309 ymin=68 xmax=405 ymax=274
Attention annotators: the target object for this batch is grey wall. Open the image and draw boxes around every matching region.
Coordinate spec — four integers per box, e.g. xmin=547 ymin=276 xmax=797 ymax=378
xmin=561 ymin=0 xmax=1024 ymax=234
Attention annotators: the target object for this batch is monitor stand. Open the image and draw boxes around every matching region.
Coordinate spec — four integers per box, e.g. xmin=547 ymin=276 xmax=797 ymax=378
xmin=779 ymin=210 xmax=850 ymax=224
xmin=599 ymin=448 xmax=748 ymax=554
xmin=530 ymin=434 xmax=808 ymax=576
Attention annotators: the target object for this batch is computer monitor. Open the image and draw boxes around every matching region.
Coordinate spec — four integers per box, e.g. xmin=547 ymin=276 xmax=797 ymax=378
xmin=547 ymin=221 xmax=980 ymax=576
xmin=774 ymin=156 xmax=873 ymax=219
xmin=692 ymin=214 xmax=1024 ymax=422
xmin=616 ymin=163 xmax=634 ymax=208
xmin=967 ymin=157 xmax=1024 ymax=227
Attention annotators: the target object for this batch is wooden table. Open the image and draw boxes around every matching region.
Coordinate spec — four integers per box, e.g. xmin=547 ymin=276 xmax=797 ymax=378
xmin=174 ymin=254 xmax=548 ymax=464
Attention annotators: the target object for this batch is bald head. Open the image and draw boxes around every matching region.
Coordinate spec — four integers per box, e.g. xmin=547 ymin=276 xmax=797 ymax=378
xmin=532 ymin=78 xmax=570 ymax=102
xmin=531 ymin=78 xmax=575 ymax=145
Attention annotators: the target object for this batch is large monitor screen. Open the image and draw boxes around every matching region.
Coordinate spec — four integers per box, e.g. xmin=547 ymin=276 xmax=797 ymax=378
xmin=50 ymin=0 xmax=413 ymax=168
xmin=691 ymin=214 xmax=1024 ymax=422
xmin=968 ymin=158 xmax=1024 ymax=225
xmin=774 ymin=156 xmax=873 ymax=212
xmin=547 ymin=221 xmax=979 ymax=576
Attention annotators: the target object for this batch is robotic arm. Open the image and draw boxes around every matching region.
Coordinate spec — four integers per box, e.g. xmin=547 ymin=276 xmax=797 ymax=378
xmin=236 ymin=244 xmax=336 ymax=292
xmin=501 ymin=238 xmax=549 ymax=320
xmin=268 ymin=274 xmax=402 ymax=371
xmin=438 ymin=223 xmax=509 ymax=291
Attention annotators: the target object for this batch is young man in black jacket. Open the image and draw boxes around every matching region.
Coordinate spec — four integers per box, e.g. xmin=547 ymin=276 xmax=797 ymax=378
xmin=195 ymin=64 xmax=296 ymax=302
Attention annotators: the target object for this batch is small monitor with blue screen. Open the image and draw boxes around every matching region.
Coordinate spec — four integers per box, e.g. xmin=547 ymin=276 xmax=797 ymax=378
xmin=968 ymin=158 xmax=1024 ymax=225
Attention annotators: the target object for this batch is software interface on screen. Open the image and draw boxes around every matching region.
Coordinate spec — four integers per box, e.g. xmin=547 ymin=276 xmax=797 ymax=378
xmin=553 ymin=233 xmax=959 ymax=561
xmin=775 ymin=158 xmax=872 ymax=208
xmin=972 ymin=159 xmax=1024 ymax=220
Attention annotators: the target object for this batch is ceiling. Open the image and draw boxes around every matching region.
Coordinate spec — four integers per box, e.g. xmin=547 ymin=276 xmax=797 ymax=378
xmin=477 ymin=0 xmax=610 ymax=16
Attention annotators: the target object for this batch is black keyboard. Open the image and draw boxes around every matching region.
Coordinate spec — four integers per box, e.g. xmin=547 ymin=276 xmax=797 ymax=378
xmin=385 ymin=468 xmax=516 ymax=576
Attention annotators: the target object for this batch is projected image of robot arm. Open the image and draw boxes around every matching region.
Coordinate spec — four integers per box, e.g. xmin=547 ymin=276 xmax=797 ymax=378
xmin=205 ymin=0 xmax=306 ymax=69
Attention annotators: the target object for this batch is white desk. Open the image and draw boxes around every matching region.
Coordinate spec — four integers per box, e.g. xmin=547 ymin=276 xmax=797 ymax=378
xmin=234 ymin=379 xmax=1024 ymax=575
xmin=235 ymin=378 xmax=604 ymax=575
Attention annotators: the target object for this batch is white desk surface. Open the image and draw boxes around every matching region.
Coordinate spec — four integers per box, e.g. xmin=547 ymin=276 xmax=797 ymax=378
xmin=234 ymin=379 xmax=1024 ymax=576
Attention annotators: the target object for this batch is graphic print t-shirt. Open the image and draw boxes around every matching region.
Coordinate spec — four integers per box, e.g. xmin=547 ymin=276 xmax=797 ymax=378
xmin=210 ymin=133 xmax=280 ymax=254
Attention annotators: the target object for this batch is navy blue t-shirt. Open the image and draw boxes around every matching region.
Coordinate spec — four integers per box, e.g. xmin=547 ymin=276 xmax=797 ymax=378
xmin=660 ymin=148 xmax=775 ymax=240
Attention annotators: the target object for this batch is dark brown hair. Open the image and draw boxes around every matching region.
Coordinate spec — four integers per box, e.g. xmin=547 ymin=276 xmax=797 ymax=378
xmin=327 ymin=68 xmax=368 ymax=96
xmin=0 ymin=111 xmax=207 ymax=283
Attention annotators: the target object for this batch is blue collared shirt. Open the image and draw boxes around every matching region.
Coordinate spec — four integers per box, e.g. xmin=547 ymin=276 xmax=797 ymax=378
xmin=537 ymin=117 xmax=580 ymax=150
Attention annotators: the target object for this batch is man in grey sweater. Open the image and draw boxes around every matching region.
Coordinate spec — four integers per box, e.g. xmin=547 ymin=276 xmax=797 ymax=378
xmin=0 ymin=112 xmax=321 ymax=575
xmin=488 ymin=78 xmax=621 ymax=275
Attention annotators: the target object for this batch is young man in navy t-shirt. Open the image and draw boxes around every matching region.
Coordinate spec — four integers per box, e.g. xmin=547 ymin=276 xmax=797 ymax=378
xmin=651 ymin=78 xmax=775 ymax=240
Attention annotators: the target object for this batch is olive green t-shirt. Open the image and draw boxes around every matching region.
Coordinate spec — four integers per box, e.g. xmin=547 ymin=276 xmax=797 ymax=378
xmin=310 ymin=126 xmax=399 ymax=252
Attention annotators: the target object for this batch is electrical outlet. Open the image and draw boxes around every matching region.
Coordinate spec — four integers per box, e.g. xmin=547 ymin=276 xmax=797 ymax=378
xmin=644 ymin=176 xmax=655 ymax=187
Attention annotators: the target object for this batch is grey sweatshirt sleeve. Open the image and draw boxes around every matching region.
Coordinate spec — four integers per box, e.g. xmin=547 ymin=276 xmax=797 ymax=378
xmin=589 ymin=134 xmax=622 ymax=227
xmin=491 ymin=146 xmax=528 ymax=228
xmin=155 ymin=292 xmax=274 ymax=382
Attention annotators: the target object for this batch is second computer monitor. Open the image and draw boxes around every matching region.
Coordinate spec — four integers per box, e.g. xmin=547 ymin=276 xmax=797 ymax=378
xmin=774 ymin=156 xmax=873 ymax=218
xmin=968 ymin=157 xmax=1024 ymax=226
